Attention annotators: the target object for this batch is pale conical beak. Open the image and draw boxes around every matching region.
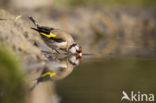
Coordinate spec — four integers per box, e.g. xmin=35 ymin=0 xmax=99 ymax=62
xmin=78 ymin=53 xmax=82 ymax=57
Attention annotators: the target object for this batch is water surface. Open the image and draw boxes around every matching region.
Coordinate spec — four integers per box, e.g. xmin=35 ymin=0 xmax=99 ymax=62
xmin=56 ymin=56 xmax=156 ymax=103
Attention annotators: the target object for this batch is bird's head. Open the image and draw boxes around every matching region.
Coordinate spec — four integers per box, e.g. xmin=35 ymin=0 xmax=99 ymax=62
xmin=68 ymin=55 xmax=83 ymax=66
xmin=68 ymin=43 xmax=82 ymax=56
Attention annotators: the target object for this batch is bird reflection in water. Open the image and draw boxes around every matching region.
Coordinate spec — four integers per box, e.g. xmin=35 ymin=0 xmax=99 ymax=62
xmin=29 ymin=54 xmax=82 ymax=91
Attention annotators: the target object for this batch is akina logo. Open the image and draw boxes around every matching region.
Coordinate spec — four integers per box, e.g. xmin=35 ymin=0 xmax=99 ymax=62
xmin=121 ymin=91 xmax=154 ymax=102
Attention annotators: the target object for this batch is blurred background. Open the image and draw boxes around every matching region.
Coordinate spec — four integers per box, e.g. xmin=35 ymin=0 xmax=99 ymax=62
xmin=0 ymin=0 xmax=156 ymax=103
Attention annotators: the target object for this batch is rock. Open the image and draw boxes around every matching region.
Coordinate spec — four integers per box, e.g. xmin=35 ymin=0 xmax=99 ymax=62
xmin=0 ymin=9 xmax=48 ymax=66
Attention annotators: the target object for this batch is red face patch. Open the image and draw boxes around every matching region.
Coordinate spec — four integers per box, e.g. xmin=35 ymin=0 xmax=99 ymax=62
xmin=77 ymin=49 xmax=82 ymax=53
xmin=74 ymin=53 xmax=77 ymax=56
xmin=78 ymin=57 xmax=82 ymax=61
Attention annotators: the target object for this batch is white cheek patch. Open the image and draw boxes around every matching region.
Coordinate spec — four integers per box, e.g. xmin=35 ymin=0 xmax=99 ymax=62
xmin=70 ymin=56 xmax=76 ymax=62
xmin=75 ymin=45 xmax=79 ymax=50
xmin=69 ymin=56 xmax=79 ymax=65
xmin=70 ymin=47 xmax=76 ymax=53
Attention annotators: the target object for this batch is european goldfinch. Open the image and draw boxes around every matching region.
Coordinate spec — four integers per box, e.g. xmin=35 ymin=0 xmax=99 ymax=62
xmin=28 ymin=16 xmax=82 ymax=55
xmin=30 ymin=55 xmax=82 ymax=91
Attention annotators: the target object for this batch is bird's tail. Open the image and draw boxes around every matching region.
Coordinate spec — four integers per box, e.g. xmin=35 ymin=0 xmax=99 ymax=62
xmin=28 ymin=16 xmax=40 ymax=27
xmin=31 ymin=27 xmax=40 ymax=32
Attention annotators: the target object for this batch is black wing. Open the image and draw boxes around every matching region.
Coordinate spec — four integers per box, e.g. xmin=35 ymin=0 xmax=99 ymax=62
xmin=31 ymin=26 xmax=54 ymax=34
xmin=29 ymin=16 xmax=54 ymax=34
xmin=37 ymin=26 xmax=54 ymax=34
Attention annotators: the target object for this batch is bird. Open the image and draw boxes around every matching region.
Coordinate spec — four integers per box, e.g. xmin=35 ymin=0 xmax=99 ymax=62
xmin=29 ymin=55 xmax=82 ymax=91
xmin=28 ymin=16 xmax=82 ymax=56
xmin=40 ymin=55 xmax=82 ymax=81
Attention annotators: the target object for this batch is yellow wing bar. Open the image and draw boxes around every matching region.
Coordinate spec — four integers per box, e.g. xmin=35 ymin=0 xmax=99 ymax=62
xmin=40 ymin=72 xmax=56 ymax=78
xmin=40 ymin=32 xmax=56 ymax=38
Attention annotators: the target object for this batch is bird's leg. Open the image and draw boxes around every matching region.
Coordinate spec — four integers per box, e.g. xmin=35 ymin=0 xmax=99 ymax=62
xmin=54 ymin=48 xmax=60 ymax=54
xmin=51 ymin=46 xmax=60 ymax=54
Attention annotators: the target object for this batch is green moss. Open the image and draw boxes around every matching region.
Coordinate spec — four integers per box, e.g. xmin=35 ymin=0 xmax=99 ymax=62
xmin=0 ymin=47 xmax=26 ymax=103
